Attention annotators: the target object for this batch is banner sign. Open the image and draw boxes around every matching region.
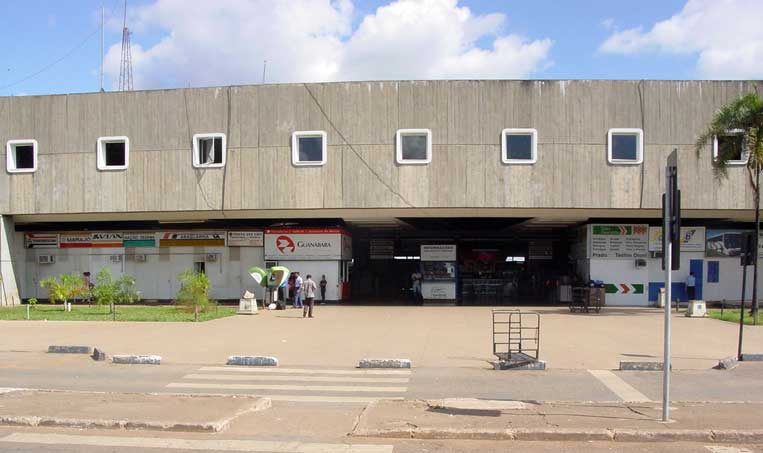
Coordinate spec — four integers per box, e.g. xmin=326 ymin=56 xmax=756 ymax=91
xmin=705 ymin=230 xmax=763 ymax=258
xmin=420 ymin=244 xmax=457 ymax=262
xmin=24 ymin=233 xmax=58 ymax=249
xmin=123 ymin=232 xmax=156 ymax=248
xmin=158 ymin=232 xmax=226 ymax=247
xmin=60 ymin=234 xmax=92 ymax=248
xmin=589 ymin=224 xmax=649 ymax=259
xmin=227 ymin=231 xmax=264 ymax=247
xmin=90 ymin=232 xmax=123 ymax=248
xmin=648 ymin=227 xmax=705 ymax=252
xmin=264 ymin=228 xmax=351 ymax=260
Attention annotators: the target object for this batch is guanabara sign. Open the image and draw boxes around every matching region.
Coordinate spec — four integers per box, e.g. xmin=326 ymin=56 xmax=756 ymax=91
xmin=264 ymin=228 xmax=352 ymax=260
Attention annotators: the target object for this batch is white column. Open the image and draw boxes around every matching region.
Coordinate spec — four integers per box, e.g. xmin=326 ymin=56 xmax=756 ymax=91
xmin=0 ymin=215 xmax=21 ymax=306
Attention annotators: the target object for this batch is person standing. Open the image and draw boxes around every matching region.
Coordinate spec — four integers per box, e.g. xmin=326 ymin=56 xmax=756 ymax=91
xmin=686 ymin=272 xmax=696 ymax=301
xmin=303 ymin=274 xmax=318 ymax=318
xmin=319 ymin=274 xmax=327 ymax=303
xmin=411 ymin=270 xmax=422 ymax=302
xmin=294 ymin=272 xmax=303 ymax=308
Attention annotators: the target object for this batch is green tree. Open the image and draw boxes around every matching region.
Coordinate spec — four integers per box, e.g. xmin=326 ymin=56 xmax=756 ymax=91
xmin=40 ymin=274 xmax=87 ymax=310
xmin=176 ymin=270 xmax=213 ymax=321
xmin=696 ymin=92 xmax=763 ymax=325
xmin=91 ymin=268 xmax=141 ymax=313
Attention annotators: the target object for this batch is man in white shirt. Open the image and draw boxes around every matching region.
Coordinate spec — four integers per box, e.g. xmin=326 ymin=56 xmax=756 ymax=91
xmin=686 ymin=272 xmax=696 ymax=301
xmin=294 ymin=272 xmax=303 ymax=309
xmin=303 ymin=274 xmax=317 ymax=318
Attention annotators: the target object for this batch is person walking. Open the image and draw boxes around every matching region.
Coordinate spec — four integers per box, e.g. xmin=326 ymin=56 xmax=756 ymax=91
xmin=303 ymin=274 xmax=318 ymax=318
xmin=319 ymin=274 xmax=327 ymax=303
xmin=294 ymin=272 xmax=303 ymax=309
xmin=686 ymin=272 xmax=696 ymax=301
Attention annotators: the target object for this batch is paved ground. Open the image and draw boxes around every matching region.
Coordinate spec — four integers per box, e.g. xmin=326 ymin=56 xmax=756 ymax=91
xmin=1 ymin=306 xmax=761 ymax=369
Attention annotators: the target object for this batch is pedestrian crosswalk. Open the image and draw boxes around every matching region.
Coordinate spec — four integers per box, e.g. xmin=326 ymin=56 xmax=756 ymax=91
xmin=165 ymin=366 xmax=411 ymax=404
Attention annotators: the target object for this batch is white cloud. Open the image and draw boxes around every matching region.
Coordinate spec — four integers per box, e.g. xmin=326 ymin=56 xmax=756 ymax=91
xmin=103 ymin=0 xmax=552 ymax=89
xmin=600 ymin=18 xmax=615 ymax=30
xmin=599 ymin=0 xmax=763 ymax=78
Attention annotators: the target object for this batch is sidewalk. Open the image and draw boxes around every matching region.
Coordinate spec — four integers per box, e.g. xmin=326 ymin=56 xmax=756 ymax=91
xmin=351 ymin=399 xmax=763 ymax=443
xmin=1 ymin=306 xmax=760 ymax=369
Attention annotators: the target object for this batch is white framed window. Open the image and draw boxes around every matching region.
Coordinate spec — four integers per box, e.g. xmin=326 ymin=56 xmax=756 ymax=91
xmin=192 ymin=133 xmax=226 ymax=168
xmin=501 ymin=128 xmax=537 ymax=164
xmin=291 ymin=131 xmax=327 ymax=166
xmin=713 ymin=129 xmax=748 ymax=165
xmin=97 ymin=136 xmax=129 ymax=171
xmin=607 ymin=128 xmax=643 ymax=165
xmin=396 ymin=129 xmax=431 ymax=165
xmin=6 ymin=139 xmax=38 ymax=173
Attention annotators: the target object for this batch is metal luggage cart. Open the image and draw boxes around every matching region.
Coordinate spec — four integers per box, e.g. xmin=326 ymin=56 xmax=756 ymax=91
xmin=492 ymin=309 xmax=540 ymax=366
xmin=569 ymin=287 xmax=603 ymax=313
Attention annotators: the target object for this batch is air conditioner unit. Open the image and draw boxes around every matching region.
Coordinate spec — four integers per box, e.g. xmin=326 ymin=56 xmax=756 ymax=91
xmin=110 ymin=255 xmax=123 ymax=263
xmin=133 ymin=254 xmax=147 ymax=262
xmin=205 ymin=253 xmax=218 ymax=262
xmin=635 ymin=258 xmax=647 ymax=268
xmin=38 ymin=255 xmax=55 ymax=264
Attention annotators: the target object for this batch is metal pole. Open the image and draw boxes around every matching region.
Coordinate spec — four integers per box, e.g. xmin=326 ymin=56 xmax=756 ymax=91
xmin=662 ymin=169 xmax=672 ymax=422
xmin=739 ymin=261 xmax=747 ymax=360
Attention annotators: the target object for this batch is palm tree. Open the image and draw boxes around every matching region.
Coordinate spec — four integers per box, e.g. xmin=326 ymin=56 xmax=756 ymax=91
xmin=696 ymin=92 xmax=763 ymax=325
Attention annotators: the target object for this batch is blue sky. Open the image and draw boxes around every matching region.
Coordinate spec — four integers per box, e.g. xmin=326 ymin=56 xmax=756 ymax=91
xmin=0 ymin=0 xmax=753 ymax=96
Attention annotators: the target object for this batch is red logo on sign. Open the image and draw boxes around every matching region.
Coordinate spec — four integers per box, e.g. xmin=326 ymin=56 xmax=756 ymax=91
xmin=276 ymin=236 xmax=295 ymax=253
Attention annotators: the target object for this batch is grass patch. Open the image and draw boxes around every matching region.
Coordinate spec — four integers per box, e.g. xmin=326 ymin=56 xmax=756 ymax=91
xmin=707 ymin=309 xmax=762 ymax=326
xmin=0 ymin=304 xmax=237 ymax=322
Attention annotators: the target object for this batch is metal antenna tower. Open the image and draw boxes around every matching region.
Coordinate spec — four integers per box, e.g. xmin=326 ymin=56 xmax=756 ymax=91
xmin=118 ymin=0 xmax=133 ymax=91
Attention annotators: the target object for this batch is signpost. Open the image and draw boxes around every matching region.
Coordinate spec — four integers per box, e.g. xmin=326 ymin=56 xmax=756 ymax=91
xmin=738 ymin=232 xmax=754 ymax=360
xmin=661 ymin=149 xmax=680 ymax=422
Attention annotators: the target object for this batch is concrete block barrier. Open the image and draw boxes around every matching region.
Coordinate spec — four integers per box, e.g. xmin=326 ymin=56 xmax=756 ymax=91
xmin=91 ymin=348 xmax=107 ymax=361
xmin=47 ymin=346 xmax=92 ymax=354
xmin=493 ymin=360 xmax=547 ymax=370
xmin=358 ymin=358 xmax=412 ymax=369
xmin=227 ymin=356 xmax=278 ymax=367
xmin=741 ymin=353 xmax=763 ymax=361
xmin=715 ymin=356 xmax=738 ymax=370
xmin=619 ymin=361 xmax=665 ymax=371
xmin=112 ymin=355 xmax=161 ymax=365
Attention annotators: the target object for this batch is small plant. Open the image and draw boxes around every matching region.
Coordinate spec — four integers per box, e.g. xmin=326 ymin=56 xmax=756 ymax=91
xmin=40 ymin=274 xmax=86 ymax=310
xmin=176 ymin=270 xmax=213 ymax=321
xmin=91 ymin=268 xmax=141 ymax=313
xmin=27 ymin=297 xmax=38 ymax=308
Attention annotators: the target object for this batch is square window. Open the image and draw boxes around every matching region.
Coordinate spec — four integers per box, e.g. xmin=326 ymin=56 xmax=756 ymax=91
xmin=291 ymin=131 xmax=327 ymax=166
xmin=396 ymin=129 xmax=431 ymax=164
xmin=192 ymin=133 xmax=226 ymax=168
xmin=6 ymin=139 xmax=38 ymax=173
xmin=607 ymin=128 xmax=643 ymax=164
xmin=97 ymin=136 xmax=129 ymax=171
xmin=502 ymin=128 xmax=537 ymax=164
xmin=713 ymin=130 xmax=748 ymax=164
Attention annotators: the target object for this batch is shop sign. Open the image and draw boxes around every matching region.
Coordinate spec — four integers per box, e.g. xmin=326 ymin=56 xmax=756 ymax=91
xmin=422 ymin=282 xmax=457 ymax=299
xmin=264 ymin=228 xmax=350 ymax=260
xmin=158 ymin=232 xmax=226 ymax=247
xmin=24 ymin=233 xmax=58 ymax=249
xmin=60 ymin=234 xmax=92 ymax=248
xmin=227 ymin=231 xmax=264 ymax=247
xmin=588 ymin=224 xmax=648 ymax=259
xmin=420 ymin=244 xmax=457 ymax=262
xmin=370 ymin=239 xmax=394 ymax=260
xmin=705 ymin=230 xmax=763 ymax=258
xmin=648 ymin=227 xmax=705 ymax=252
xmin=123 ymin=232 xmax=156 ymax=248
xmin=91 ymin=232 xmax=123 ymax=248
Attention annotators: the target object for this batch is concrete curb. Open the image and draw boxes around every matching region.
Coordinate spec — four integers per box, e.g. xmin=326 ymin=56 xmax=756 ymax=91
xmin=0 ymin=397 xmax=271 ymax=433
xmin=112 ymin=355 xmax=161 ymax=365
xmin=227 ymin=356 xmax=278 ymax=367
xmin=492 ymin=360 xmax=547 ymax=370
xmin=352 ymin=426 xmax=763 ymax=443
xmin=619 ymin=361 xmax=665 ymax=371
xmin=715 ymin=356 xmax=738 ymax=370
xmin=741 ymin=353 xmax=763 ymax=361
xmin=358 ymin=359 xmax=411 ymax=369
xmin=47 ymin=345 xmax=92 ymax=354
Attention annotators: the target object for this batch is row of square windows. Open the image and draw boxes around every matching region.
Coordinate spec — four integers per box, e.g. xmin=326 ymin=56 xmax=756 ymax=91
xmin=4 ymin=128 xmax=747 ymax=174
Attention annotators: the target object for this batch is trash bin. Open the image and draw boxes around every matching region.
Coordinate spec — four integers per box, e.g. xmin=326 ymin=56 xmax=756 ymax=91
xmin=657 ymin=288 xmax=666 ymax=308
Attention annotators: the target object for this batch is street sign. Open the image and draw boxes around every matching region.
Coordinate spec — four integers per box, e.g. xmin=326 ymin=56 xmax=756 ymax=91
xmin=661 ymin=148 xmax=680 ymax=422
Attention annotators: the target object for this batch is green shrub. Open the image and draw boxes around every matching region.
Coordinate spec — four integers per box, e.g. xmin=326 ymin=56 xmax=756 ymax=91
xmin=40 ymin=274 xmax=87 ymax=309
xmin=91 ymin=268 xmax=141 ymax=311
xmin=176 ymin=270 xmax=214 ymax=320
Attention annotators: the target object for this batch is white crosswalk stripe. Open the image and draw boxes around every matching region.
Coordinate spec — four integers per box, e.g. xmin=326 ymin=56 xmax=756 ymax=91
xmin=166 ymin=366 xmax=411 ymax=404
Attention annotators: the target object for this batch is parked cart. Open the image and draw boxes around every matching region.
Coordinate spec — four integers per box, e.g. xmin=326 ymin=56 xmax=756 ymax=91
xmin=569 ymin=282 xmax=605 ymax=313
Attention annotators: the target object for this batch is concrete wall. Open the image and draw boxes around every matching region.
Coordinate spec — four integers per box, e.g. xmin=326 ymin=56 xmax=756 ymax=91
xmin=0 ymin=216 xmax=21 ymax=305
xmin=1 ymin=80 xmax=760 ymax=217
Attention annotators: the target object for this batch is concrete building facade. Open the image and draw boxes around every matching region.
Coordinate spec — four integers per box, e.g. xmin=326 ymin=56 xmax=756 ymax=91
xmin=1 ymin=80 xmax=761 ymax=306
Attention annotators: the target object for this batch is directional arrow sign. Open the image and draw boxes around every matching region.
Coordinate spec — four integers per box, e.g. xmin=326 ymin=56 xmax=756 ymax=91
xmin=604 ymin=283 xmax=644 ymax=294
